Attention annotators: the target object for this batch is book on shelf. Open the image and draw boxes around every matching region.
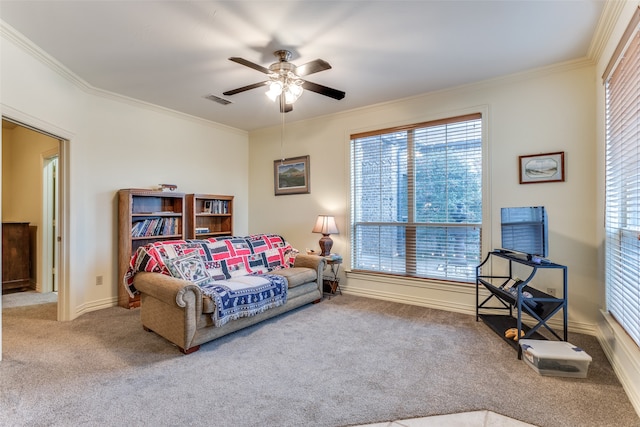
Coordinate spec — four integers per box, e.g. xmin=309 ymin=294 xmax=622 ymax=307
xmin=206 ymin=200 xmax=229 ymax=214
xmin=131 ymin=217 xmax=178 ymax=237
xmin=195 ymin=227 xmax=210 ymax=234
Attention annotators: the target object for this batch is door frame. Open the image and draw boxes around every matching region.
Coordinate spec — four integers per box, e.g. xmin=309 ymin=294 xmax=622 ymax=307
xmin=1 ymin=108 xmax=72 ymax=323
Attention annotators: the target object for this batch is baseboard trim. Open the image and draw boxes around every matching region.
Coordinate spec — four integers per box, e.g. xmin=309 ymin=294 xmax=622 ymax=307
xmin=596 ymin=310 xmax=640 ymax=418
xmin=342 ymin=285 xmax=475 ymax=316
xmin=75 ymin=297 xmax=118 ymax=317
xmin=342 ymin=276 xmax=597 ymax=336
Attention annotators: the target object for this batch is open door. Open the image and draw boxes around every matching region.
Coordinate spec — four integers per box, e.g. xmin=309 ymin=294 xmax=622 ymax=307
xmin=42 ymin=150 xmax=59 ymax=293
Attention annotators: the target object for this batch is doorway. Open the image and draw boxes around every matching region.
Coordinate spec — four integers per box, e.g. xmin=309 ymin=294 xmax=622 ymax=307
xmin=1 ymin=118 xmax=67 ymax=317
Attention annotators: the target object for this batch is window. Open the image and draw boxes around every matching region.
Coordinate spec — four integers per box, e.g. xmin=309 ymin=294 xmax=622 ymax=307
xmin=350 ymin=113 xmax=482 ymax=282
xmin=604 ymin=7 xmax=640 ymax=348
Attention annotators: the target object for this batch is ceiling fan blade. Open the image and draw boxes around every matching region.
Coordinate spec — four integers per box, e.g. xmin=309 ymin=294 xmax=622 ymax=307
xmin=295 ymin=59 xmax=331 ymax=77
xmin=301 ymin=80 xmax=346 ymax=100
xmin=279 ymin=96 xmax=293 ymax=113
xmin=229 ymin=57 xmax=271 ymax=74
xmin=223 ymin=81 xmax=269 ymax=96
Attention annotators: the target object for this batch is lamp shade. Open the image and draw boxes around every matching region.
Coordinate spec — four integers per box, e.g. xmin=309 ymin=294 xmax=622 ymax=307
xmin=312 ymin=215 xmax=339 ymax=235
xmin=312 ymin=215 xmax=338 ymax=256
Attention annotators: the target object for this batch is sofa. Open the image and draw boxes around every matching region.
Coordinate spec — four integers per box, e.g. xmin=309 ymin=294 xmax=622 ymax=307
xmin=124 ymin=234 xmax=326 ymax=354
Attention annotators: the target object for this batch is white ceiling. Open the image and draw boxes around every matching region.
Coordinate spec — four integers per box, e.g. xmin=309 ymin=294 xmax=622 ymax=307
xmin=0 ymin=1 xmax=605 ymax=131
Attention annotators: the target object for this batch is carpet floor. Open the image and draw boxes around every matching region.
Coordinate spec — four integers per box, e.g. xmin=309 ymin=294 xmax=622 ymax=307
xmin=1 ymin=293 xmax=638 ymax=427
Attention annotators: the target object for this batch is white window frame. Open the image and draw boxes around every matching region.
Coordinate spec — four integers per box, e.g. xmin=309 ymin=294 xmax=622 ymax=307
xmin=349 ymin=111 xmax=488 ymax=284
xmin=603 ymin=6 xmax=640 ymax=349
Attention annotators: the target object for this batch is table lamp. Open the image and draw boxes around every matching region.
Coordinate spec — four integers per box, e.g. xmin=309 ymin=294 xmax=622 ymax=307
xmin=312 ymin=215 xmax=339 ymax=256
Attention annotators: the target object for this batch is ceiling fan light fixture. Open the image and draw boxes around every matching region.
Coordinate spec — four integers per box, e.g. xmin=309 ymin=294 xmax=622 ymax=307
xmin=266 ymin=75 xmax=304 ymax=104
xmin=266 ymin=80 xmax=283 ymax=102
xmin=284 ymin=81 xmax=303 ymax=104
xmin=225 ymin=49 xmax=344 ymax=112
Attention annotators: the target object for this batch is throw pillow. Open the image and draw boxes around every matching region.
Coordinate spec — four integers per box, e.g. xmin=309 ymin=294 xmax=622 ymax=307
xmin=167 ymin=253 xmax=211 ymax=285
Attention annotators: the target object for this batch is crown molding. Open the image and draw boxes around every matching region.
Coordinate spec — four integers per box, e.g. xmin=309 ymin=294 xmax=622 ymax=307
xmin=1 ymin=20 xmax=93 ymax=91
xmin=0 ymin=20 xmax=247 ymax=136
xmin=588 ymin=0 xmax=629 ymax=62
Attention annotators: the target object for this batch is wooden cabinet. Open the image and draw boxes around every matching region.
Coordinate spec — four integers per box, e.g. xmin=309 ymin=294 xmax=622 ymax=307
xmin=118 ymin=189 xmax=185 ymax=308
xmin=185 ymin=194 xmax=233 ymax=239
xmin=2 ymin=222 xmax=31 ymax=292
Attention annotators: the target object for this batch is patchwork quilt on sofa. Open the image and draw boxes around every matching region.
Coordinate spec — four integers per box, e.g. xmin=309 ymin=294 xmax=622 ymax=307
xmin=124 ymin=234 xmax=296 ymax=326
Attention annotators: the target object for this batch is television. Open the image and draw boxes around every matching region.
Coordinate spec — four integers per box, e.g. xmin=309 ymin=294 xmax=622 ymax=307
xmin=500 ymin=206 xmax=548 ymax=258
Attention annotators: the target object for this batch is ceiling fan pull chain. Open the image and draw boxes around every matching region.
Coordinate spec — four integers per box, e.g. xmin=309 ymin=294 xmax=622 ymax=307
xmin=280 ymin=107 xmax=286 ymax=163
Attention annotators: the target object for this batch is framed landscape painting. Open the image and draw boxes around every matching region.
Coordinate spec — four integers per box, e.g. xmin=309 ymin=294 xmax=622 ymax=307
xmin=274 ymin=155 xmax=310 ymax=195
xmin=519 ymin=152 xmax=565 ymax=184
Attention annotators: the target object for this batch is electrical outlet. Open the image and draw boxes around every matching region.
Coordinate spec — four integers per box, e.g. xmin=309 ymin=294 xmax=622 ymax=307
xmin=96 ymin=275 xmax=103 ymax=286
xmin=546 ymin=287 xmax=556 ymax=296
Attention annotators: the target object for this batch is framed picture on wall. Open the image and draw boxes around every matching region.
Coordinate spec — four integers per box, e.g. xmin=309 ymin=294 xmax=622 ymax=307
xmin=519 ymin=151 xmax=565 ymax=184
xmin=274 ymin=155 xmax=310 ymax=195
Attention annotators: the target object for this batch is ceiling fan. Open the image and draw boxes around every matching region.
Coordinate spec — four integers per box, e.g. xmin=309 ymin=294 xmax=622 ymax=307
xmin=223 ymin=50 xmax=346 ymax=113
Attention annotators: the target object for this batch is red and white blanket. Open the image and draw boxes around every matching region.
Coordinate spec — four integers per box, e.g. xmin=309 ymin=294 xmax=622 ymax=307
xmin=123 ymin=234 xmax=296 ymax=297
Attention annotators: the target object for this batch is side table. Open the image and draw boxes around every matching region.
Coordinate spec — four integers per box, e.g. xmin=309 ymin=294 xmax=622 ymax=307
xmin=324 ymin=257 xmax=342 ymax=295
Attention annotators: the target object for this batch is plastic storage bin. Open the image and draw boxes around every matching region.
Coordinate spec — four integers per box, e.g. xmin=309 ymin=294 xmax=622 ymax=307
xmin=519 ymin=339 xmax=592 ymax=378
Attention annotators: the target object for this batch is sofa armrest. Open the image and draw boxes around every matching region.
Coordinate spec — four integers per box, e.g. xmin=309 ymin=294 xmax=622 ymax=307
xmin=133 ymin=272 xmax=203 ymax=311
xmin=134 ymin=272 xmax=204 ymax=353
xmin=293 ymin=253 xmax=326 ymax=270
xmin=293 ymin=254 xmax=327 ymax=291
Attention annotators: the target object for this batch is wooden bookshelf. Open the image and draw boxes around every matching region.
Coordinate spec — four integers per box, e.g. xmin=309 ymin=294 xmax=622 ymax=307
xmin=118 ymin=189 xmax=185 ymax=308
xmin=185 ymin=194 xmax=233 ymax=239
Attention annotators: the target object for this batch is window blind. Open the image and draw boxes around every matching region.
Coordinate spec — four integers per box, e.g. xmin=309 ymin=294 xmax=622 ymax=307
xmin=604 ymin=7 xmax=640 ymax=348
xmin=350 ymin=114 xmax=482 ymax=282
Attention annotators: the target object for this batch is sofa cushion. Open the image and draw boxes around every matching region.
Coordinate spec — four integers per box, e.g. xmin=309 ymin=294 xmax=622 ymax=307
xmin=271 ymin=267 xmax=316 ymax=289
xmin=198 ymin=274 xmax=288 ymax=326
xmin=201 ymin=267 xmax=317 ymax=314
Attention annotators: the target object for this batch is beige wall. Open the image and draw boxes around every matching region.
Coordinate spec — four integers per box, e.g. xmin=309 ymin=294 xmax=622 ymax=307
xmin=2 ymin=125 xmax=58 ymax=222
xmin=1 ymin=24 xmax=251 ymax=321
xmin=249 ymin=61 xmax=598 ymax=333
xmin=2 ymin=124 xmax=59 ymax=289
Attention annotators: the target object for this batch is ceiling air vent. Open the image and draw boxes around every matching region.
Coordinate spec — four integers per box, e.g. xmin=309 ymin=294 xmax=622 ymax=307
xmin=204 ymin=94 xmax=232 ymax=105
